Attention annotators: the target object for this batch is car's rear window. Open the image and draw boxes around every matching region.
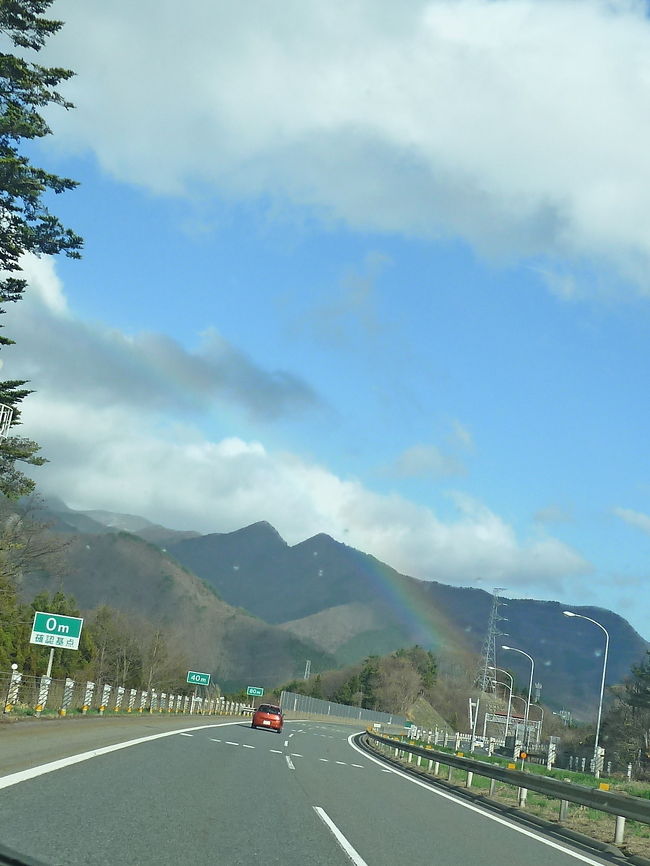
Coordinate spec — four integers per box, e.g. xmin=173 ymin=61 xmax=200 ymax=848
xmin=257 ymin=705 xmax=281 ymax=715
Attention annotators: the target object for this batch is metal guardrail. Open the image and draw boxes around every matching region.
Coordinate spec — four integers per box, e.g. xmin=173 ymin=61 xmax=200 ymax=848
xmin=363 ymin=730 xmax=650 ymax=846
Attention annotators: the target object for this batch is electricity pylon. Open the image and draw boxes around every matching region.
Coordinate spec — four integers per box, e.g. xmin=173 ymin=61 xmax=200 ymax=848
xmin=475 ymin=587 xmax=507 ymax=693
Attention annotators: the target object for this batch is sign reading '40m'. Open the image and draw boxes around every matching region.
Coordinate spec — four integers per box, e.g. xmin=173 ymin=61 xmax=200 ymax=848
xmin=186 ymin=670 xmax=211 ymax=686
xmin=30 ymin=611 xmax=84 ymax=651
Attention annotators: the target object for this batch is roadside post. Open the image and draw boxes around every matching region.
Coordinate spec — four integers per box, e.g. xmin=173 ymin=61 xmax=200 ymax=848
xmin=187 ymin=671 xmax=210 ymax=714
xmin=99 ymin=684 xmax=111 ymax=715
xmin=82 ymin=681 xmax=95 ymax=714
xmin=469 ymin=697 xmax=480 ymax=753
xmin=35 ymin=675 xmax=51 ymax=716
xmin=246 ymin=685 xmax=264 ymax=710
xmin=3 ymin=663 xmax=21 ymax=713
xmin=59 ymin=677 xmax=74 ymax=716
xmin=30 ymin=611 xmax=84 ymax=679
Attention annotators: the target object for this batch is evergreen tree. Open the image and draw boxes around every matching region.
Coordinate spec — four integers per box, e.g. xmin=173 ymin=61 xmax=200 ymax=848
xmin=0 ymin=564 xmax=20 ymax=668
xmin=310 ymin=673 xmax=323 ymax=699
xmin=601 ymin=651 xmax=650 ymax=770
xmin=625 ymin=652 xmax=650 ymax=713
xmin=359 ymin=655 xmax=380 ymax=709
xmin=0 ymin=0 xmax=82 ymax=496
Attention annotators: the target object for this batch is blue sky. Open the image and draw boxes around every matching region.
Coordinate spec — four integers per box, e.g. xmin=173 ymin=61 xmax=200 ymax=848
xmin=5 ymin=0 xmax=650 ymax=637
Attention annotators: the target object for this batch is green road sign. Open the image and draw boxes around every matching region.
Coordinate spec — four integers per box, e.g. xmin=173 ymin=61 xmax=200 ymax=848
xmin=30 ymin=611 xmax=84 ymax=651
xmin=187 ymin=671 xmax=210 ymax=686
xmin=246 ymin=686 xmax=264 ymax=697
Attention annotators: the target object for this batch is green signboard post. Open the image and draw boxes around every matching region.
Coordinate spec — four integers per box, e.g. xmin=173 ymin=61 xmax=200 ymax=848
xmin=246 ymin=686 xmax=264 ymax=697
xmin=30 ymin=611 xmax=84 ymax=650
xmin=30 ymin=610 xmax=84 ymax=679
xmin=186 ymin=671 xmax=210 ymax=686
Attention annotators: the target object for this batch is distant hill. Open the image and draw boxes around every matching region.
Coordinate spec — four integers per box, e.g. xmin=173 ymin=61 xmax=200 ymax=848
xmin=22 ymin=500 xmax=649 ymax=715
xmin=19 ymin=526 xmax=334 ymax=691
xmin=168 ymin=524 xmax=648 ymax=716
xmin=40 ymin=500 xmax=203 ymax=547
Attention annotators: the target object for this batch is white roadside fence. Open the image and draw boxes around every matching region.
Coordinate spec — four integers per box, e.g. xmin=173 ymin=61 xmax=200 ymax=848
xmin=0 ymin=668 xmax=249 ymax=718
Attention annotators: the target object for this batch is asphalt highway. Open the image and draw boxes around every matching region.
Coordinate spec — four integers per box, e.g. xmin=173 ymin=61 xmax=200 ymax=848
xmin=0 ymin=719 xmax=618 ymax=865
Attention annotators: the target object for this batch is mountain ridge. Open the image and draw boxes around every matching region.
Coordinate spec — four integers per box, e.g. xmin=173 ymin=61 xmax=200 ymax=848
xmin=24 ymin=498 xmax=648 ymax=714
xmin=166 ymin=521 xmax=648 ymax=715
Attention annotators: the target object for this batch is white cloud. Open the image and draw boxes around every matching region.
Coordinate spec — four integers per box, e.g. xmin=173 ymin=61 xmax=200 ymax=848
xmin=389 ymin=442 xmax=465 ymax=478
xmin=44 ymin=0 xmax=650 ymax=291
xmin=23 ymin=394 xmax=588 ymax=589
xmin=4 ymin=256 xmax=319 ymax=420
xmin=534 ymin=504 xmax=574 ymax=525
xmin=450 ymin=419 xmax=473 ymax=451
xmin=4 ymin=256 xmax=588 ymax=591
xmin=614 ymin=507 xmax=650 ymax=536
xmin=21 ymin=255 xmax=69 ymax=315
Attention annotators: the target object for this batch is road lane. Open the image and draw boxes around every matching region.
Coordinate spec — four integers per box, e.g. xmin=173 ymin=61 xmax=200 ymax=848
xmin=0 ymin=714 xmax=245 ymax=776
xmin=272 ymin=722 xmax=616 ymax=866
xmin=0 ymin=721 xmax=353 ymax=866
xmin=0 ymin=719 xmax=619 ymax=866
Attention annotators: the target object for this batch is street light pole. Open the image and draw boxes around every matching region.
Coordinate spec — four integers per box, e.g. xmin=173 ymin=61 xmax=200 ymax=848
xmin=502 ymin=645 xmax=535 ymax=754
xmin=563 ymin=611 xmax=610 ymax=778
xmin=489 ymin=666 xmax=513 ymax=738
xmin=492 ymin=680 xmax=513 ymax=741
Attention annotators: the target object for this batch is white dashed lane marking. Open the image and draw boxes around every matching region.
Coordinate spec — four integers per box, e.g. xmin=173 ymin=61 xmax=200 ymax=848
xmin=179 ymin=733 xmax=193 ymax=737
xmin=200 ymin=730 xmax=368 ymax=769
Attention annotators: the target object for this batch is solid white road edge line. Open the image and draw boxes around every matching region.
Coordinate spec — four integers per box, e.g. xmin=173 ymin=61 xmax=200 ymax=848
xmin=0 ymin=721 xmax=243 ymax=791
xmin=347 ymin=733 xmax=610 ymax=866
xmin=313 ymin=806 xmax=368 ymax=866
xmin=0 ymin=722 xmax=286 ymax=789
xmin=0 ymin=718 xmax=313 ymax=792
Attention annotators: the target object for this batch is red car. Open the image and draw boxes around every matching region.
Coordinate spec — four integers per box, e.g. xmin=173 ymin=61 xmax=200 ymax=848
xmin=251 ymin=703 xmax=283 ymax=733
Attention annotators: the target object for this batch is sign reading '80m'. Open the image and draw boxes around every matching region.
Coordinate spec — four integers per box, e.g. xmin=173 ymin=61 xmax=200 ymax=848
xmin=186 ymin=671 xmax=210 ymax=686
xmin=30 ymin=611 xmax=84 ymax=650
